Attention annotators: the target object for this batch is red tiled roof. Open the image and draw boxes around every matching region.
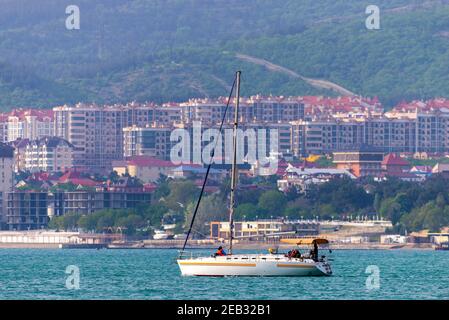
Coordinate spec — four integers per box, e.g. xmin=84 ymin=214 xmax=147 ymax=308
xmin=58 ymin=170 xmax=100 ymax=186
xmin=59 ymin=170 xmax=82 ymax=182
xmin=67 ymin=178 xmax=99 ymax=187
xmin=8 ymin=108 xmax=54 ymax=121
xmin=382 ymin=154 xmax=410 ymax=166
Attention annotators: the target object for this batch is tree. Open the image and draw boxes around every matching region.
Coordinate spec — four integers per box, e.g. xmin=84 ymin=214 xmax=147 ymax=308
xmin=379 ymin=198 xmax=402 ymax=225
xmin=235 ymin=203 xmax=259 ymax=220
xmin=96 ymin=211 xmax=116 ymax=232
xmin=78 ymin=214 xmax=98 ymax=232
xmin=115 ymin=214 xmax=144 ymax=235
xmin=258 ymin=190 xmax=287 ymax=217
xmin=318 ymin=204 xmax=337 ymax=219
xmin=48 ymin=216 xmax=64 ymax=230
xmin=401 ymin=202 xmax=449 ymax=232
xmin=373 ymin=193 xmax=382 ymax=212
xmin=284 ymin=187 xmax=300 ymax=202
xmin=283 ymin=203 xmax=308 ymax=219
xmin=164 ymin=180 xmax=199 ymax=210
xmin=184 ymin=195 xmax=227 ymax=236
xmin=142 ymin=203 xmax=169 ymax=227
xmin=108 ymin=170 xmax=120 ymax=183
xmin=153 ymin=174 xmax=170 ymax=202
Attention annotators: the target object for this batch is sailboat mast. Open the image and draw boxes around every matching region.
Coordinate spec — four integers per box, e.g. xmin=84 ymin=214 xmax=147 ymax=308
xmin=229 ymin=71 xmax=241 ymax=255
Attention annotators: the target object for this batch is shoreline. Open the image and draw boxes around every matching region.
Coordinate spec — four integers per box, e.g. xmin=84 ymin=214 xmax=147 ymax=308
xmin=0 ymin=242 xmax=434 ymax=250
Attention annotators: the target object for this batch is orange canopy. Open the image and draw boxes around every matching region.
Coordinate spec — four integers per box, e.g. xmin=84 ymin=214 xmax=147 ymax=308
xmin=280 ymin=238 xmax=329 ymax=245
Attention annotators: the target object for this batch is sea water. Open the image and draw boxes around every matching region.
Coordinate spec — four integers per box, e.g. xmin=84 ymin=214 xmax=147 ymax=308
xmin=0 ymin=249 xmax=448 ymax=300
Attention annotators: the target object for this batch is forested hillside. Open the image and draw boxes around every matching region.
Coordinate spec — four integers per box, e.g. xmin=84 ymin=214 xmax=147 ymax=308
xmin=1 ymin=0 xmax=448 ymax=109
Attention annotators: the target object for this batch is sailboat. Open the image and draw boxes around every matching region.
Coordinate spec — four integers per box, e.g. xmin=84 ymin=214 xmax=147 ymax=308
xmin=177 ymin=71 xmax=332 ymax=276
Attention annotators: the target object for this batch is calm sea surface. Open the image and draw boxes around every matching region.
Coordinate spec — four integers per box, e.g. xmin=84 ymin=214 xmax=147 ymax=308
xmin=0 ymin=249 xmax=448 ymax=300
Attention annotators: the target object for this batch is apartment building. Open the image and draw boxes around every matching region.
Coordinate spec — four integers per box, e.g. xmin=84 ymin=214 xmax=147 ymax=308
xmin=0 ymin=114 xmax=8 ymax=143
xmin=250 ymin=95 xmax=305 ymax=123
xmin=7 ymin=190 xmax=151 ymax=230
xmin=53 ymin=103 xmax=159 ymax=171
xmin=385 ymin=109 xmax=449 ymax=153
xmin=333 ymin=149 xmax=384 ymax=178
xmin=291 ymin=119 xmax=365 ymax=157
xmin=176 ymin=96 xmax=305 ymax=125
xmin=156 ymin=104 xmax=184 ymax=125
xmin=123 ymin=125 xmax=173 ymax=160
xmin=0 ymin=143 xmax=14 ymax=229
xmin=22 ymin=137 xmax=74 ymax=173
xmin=291 ymin=110 xmax=449 ymax=157
xmin=123 ymin=121 xmax=293 ymax=164
xmin=7 ymin=109 xmax=54 ymax=142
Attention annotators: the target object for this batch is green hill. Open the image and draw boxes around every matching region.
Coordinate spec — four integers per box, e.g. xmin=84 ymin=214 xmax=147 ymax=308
xmin=1 ymin=0 xmax=448 ymax=109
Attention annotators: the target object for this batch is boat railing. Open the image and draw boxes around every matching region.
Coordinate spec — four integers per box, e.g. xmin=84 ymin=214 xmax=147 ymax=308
xmin=177 ymin=250 xmax=213 ymax=260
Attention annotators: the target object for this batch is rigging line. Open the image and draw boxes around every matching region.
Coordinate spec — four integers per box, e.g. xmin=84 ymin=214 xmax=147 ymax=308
xmin=180 ymin=73 xmax=238 ymax=256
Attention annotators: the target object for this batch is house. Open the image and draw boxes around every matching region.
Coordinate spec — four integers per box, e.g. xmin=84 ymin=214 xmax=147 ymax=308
xmin=167 ymin=165 xmax=225 ymax=180
xmin=58 ymin=170 xmax=100 ymax=188
xmin=333 ymin=148 xmax=384 ymax=178
xmin=428 ymin=232 xmax=449 ymax=245
xmin=250 ymin=157 xmax=289 ymax=177
xmin=277 ymin=164 xmax=355 ymax=193
xmin=380 ymin=154 xmax=421 ymax=181
xmin=382 ymin=154 xmax=410 ymax=174
xmin=380 ymin=234 xmax=408 ymax=244
xmin=432 ymin=163 xmax=449 ymax=178
xmin=112 ymin=156 xmax=177 ymax=183
xmin=410 ymin=165 xmax=433 ymax=179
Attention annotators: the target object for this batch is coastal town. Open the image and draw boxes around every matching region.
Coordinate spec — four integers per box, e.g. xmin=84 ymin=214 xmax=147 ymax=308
xmin=0 ymin=95 xmax=448 ymax=249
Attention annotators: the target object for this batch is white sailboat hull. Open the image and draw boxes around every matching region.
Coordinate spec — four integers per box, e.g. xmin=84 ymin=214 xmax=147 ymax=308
xmin=177 ymin=254 xmax=332 ymax=277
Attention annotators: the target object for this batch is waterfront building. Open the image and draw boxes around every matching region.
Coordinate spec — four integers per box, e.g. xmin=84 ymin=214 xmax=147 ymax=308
xmin=210 ymin=220 xmax=319 ymax=240
xmin=7 ymin=189 xmax=151 ymax=230
xmin=0 ymin=230 xmax=120 ymax=245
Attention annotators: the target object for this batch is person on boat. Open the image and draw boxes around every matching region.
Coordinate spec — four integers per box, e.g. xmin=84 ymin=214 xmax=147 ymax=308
xmin=312 ymin=242 xmax=319 ymax=261
xmin=215 ymin=246 xmax=227 ymax=256
xmin=287 ymin=249 xmax=301 ymax=259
